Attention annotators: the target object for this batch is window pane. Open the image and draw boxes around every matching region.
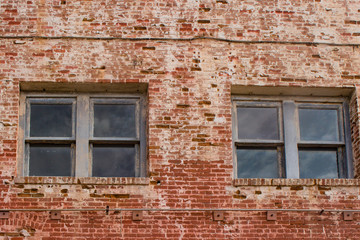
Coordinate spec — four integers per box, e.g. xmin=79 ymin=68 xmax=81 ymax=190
xmin=30 ymin=104 xmax=72 ymax=137
xmin=299 ymin=108 xmax=339 ymax=141
xmin=237 ymin=148 xmax=279 ymax=178
xmin=299 ymin=149 xmax=338 ymax=179
xmin=29 ymin=144 xmax=72 ymax=176
xmin=92 ymin=144 xmax=135 ymax=177
xmin=237 ymin=107 xmax=279 ymax=140
xmin=94 ymin=104 xmax=136 ymax=138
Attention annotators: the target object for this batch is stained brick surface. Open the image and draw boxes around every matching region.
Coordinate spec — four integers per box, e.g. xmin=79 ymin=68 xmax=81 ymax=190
xmin=0 ymin=0 xmax=360 ymax=239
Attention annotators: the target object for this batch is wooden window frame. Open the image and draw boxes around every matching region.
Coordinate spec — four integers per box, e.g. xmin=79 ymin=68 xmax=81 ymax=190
xmin=18 ymin=92 xmax=147 ymax=178
xmin=232 ymin=95 xmax=354 ymax=179
xmin=233 ymin=101 xmax=285 ymax=178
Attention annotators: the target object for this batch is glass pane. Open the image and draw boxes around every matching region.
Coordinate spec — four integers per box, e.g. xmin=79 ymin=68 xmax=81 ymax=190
xmin=237 ymin=148 xmax=279 ymax=178
xmin=299 ymin=149 xmax=338 ymax=179
xmin=237 ymin=107 xmax=279 ymax=140
xmin=92 ymin=144 xmax=136 ymax=177
xmin=29 ymin=144 xmax=72 ymax=176
xmin=299 ymin=108 xmax=339 ymax=141
xmin=30 ymin=104 xmax=73 ymax=137
xmin=94 ymin=104 xmax=136 ymax=138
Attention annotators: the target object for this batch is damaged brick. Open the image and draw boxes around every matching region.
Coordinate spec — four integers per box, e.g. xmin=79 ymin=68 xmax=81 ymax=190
xmin=199 ymin=7 xmax=211 ymax=12
xmin=134 ymin=26 xmax=147 ymax=30
xmin=192 ymin=138 xmax=206 ymax=142
xmin=176 ymin=104 xmax=190 ymax=108
xmin=198 ymin=20 xmax=210 ymax=23
xmin=199 ymin=101 xmax=211 ymax=105
xmin=233 ymin=194 xmax=247 ymax=199
xmin=191 ymin=67 xmax=202 ymax=71
xmin=142 ymin=47 xmax=156 ymax=50
xmin=318 ymin=186 xmax=331 ymax=191
xmin=90 ymin=193 xmax=130 ymax=198
xmin=83 ymin=18 xmax=95 ymax=22
xmin=155 ymin=124 xmax=170 ymax=128
xmin=290 ymin=186 xmax=304 ymax=191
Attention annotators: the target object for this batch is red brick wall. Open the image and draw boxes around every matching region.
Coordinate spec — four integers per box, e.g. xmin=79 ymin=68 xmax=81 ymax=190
xmin=0 ymin=0 xmax=360 ymax=239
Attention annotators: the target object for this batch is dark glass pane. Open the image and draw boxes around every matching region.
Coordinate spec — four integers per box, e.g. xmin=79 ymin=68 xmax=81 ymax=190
xmin=237 ymin=107 xmax=279 ymax=140
xmin=299 ymin=108 xmax=339 ymax=141
xmin=30 ymin=104 xmax=72 ymax=137
xmin=299 ymin=149 xmax=338 ymax=179
xmin=29 ymin=144 xmax=72 ymax=176
xmin=92 ymin=144 xmax=135 ymax=177
xmin=237 ymin=148 xmax=279 ymax=178
xmin=94 ymin=104 xmax=136 ymax=138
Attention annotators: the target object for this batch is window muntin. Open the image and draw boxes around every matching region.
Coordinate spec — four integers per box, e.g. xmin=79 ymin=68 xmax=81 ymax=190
xmin=232 ymin=96 xmax=353 ymax=179
xmin=297 ymin=103 xmax=346 ymax=178
xmin=89 ymin=98 xmax=141 ymax=177
xmin=25 ymin=98 xmax=76 ymax=176
xmin=21 ymin=93 xmax=146 ymax=178
xmin=233 ymin=101 xmax=285 ymax=178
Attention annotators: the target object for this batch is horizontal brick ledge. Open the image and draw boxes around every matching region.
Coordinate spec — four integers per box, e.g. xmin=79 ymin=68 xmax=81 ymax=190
xmin=14 ymin=177 xmax=150 ymax=185
xmin=233 ymin=178 xmax=360 ymax=187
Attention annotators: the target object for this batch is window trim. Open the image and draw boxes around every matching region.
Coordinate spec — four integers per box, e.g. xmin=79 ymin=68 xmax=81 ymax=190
xmin=18 ymin=92 xmax=147 ymax=178
xmin=232 ymin=95 xmax=354 ymax=179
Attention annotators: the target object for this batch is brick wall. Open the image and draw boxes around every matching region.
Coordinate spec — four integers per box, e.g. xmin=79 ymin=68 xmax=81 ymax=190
xmin=0 ymin=0 xmax=360 ymax=239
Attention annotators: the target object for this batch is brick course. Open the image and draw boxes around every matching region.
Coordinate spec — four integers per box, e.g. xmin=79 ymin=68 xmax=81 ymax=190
xmin=0 ymin=0 xmax=360 ymax=239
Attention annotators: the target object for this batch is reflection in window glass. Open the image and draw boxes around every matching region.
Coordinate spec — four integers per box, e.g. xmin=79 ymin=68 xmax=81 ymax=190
xmin=92 ymin=145 xmax=135 ymax=177
xmin=30 ymin=104 xmax=72 ymax=137
xmin=299 ymin=108 xmax=339 ymax=141
xmin=29 ymin=144 xmax=72 ymax=176
xmin=237 ymin=148 xmax=279 ymax=178
xmin=237 ymin=107 xmax=279 ymax=140
xmin=94 ymin=104 xmax=136 ymax=138
xmin=299 ymin=149 xmax=338 ymax=179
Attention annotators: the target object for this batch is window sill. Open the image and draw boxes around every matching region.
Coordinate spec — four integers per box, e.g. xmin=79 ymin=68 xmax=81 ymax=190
xmin=14 ymin=176 xmax=150 ymax=185
xmin=233 ymin=178 xmax=360 ymax=187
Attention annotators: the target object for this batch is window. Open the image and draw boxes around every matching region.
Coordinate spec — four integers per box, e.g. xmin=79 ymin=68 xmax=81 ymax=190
xmin=18 ymin=93 xmax=146 ymax=177
xmin=232 ymin=96 xmax=353 ymax=179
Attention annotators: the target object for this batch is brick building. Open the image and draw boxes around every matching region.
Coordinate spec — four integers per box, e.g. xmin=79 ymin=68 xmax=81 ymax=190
xmin=1 ymin=0 xmax=360 ymax=239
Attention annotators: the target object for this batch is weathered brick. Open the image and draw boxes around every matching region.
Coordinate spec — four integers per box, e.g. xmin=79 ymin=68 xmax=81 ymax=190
xmin=0 ymin=0 xmax=359 ymax=239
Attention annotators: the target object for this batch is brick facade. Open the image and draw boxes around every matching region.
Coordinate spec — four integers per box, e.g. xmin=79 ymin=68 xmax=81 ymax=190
xmin=1 ymin=0 xmax=360 ymax=239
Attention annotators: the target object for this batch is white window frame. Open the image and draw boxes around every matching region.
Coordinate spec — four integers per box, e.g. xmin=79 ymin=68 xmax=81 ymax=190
xmin=18 ymin=92 xmax=147 ymax=177
xmin=232 ymin=95 xmax=354 ymax=179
